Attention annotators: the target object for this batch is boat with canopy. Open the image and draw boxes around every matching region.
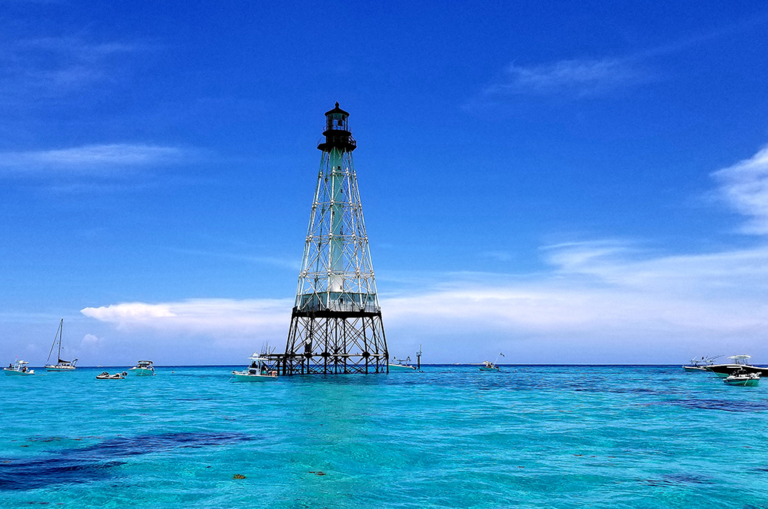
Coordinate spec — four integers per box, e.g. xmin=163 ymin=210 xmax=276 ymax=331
xmin=232 ymin=354 xmax=278 ymax=382
xmin=3 ymin=360 xmax=34 ymax=376
xmin=130 ymin=360 xmax=155 ymax=376
xmin=682 ymin=356 xmax=720 ymax=372
xmin=389 ymin=356 xmax=416 ymax=371
xmin=704 ymin=355 xmax=768 ymax=378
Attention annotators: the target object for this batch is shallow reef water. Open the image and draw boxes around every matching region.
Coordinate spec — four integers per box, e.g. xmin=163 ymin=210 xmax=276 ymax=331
xmin=1 ymin=365 xmax=767 ymax=508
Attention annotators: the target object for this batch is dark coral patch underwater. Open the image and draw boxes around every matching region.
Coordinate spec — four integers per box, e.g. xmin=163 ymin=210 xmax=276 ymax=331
xmin=0 ymin=432 xmax=252 ymax=491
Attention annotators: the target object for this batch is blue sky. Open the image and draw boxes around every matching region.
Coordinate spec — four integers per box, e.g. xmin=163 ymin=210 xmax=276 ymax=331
xmin=2 ymin=1 xmax=768 ymax=365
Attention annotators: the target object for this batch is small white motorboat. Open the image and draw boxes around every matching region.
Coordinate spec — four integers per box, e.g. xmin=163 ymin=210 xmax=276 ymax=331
xmin=130 ymin=360 xmax=155 ymax=376
xmin=389 ymin=356 xmax=416 ymax=371
xmin=479 ymin=360 xmax=500 ymax=372
xmin=96 ymin=371 xmax=127 ymax=380
xmin=683 ymin=356 xmax=720 ymax=372
xmin=479 ymin=352 xmax=505 ymax=372
xmin=232 ymin=354 xmax=278 ymax=382
xmin=389 ymin=346 xmax=423 ymax=372
xmin=724 ymin=369 xmax=760 ymax=387
xmin=3 ymin=360 xmax=34 ymax=376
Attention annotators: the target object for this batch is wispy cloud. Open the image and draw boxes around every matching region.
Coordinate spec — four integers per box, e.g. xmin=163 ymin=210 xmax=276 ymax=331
xmin=0 ymin=36 xmax=144 ymax=100
xmin=164 ymin=247 xmax=300 ymax=271
xmin=712 ymin=145 xmax=768 ymax=235
xmin=474 ymin=19 xmax=768 ymax=104
xmin=480 ymin=251 xmax=514 ymax=262
xmin=0 ymin=144 xmax=190 ymax=177
xmin=482 ymin=58 xmax=647 ymax=98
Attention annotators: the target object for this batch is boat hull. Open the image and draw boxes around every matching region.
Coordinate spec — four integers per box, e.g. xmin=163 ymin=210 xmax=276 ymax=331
xmin=132 ymin=368 xmax=155 ymax=376
xmin=479 ymin=367 xmax=499 ymax=372
xmin=45 ymin=366 xmax=76 ymax=372
xmin=683 ymin=366 xmax=708 ymax=372
xmin=388 ymin=364 xmax=416 ymax=371
xmin=707 ymin=364 xmax=768 ymax=377
xmin=3 ymin=369 xmax=33 ymax=376
xmin=724 ymin=378 xmax=760 ymax=387
xmin=233 ymin=373 xmax=276 ymax=382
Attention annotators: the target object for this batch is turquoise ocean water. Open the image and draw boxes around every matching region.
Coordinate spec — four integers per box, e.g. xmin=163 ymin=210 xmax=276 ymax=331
xmin=1 ymin=365 xmax=767 ymax=508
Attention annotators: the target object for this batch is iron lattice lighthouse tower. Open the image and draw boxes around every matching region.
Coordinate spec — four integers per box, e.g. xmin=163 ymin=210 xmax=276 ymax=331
xmin=281 ymin=103 xmax=388 ymax=374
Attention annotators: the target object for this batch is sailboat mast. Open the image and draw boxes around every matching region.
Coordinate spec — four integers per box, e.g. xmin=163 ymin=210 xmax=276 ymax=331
xmin=58 ymin=319 xmax=63 ymax=360
xmin=47 ymin=319 xmax=63 ymax=363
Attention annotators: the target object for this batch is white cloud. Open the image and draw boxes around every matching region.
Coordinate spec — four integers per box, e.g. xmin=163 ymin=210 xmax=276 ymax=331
xmin=713 ymin=145 xmax=768 ymax=234
xmin=390 ymin=243 xmax=768 ymax=334
xmin=81 ymin=334 xmax=101 ymax=347
xmin=81 ymin=299 xmax=292 ymax=342
xmin=482 ymin=58 xmax=647 ymax=98
xmin=0 ymin=144 xmax=189 ymax=177
xmin=79 ymin=240 xmax=768 ymax=363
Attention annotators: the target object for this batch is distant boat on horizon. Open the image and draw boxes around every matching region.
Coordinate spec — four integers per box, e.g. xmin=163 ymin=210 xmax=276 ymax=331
xmin=45 ymin=319 xmax=78 ymax=372
xmin=479 ymin=352 xmax=505 ymax=372
xmin=682 ymin=355 xmax=721 ymax=372
xmin=389 ymin=345 xmax=423 ymax=372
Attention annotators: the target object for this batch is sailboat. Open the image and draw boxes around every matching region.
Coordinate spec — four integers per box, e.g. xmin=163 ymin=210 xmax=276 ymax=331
xmin=45 ymin=319 xmax=78 ymax=372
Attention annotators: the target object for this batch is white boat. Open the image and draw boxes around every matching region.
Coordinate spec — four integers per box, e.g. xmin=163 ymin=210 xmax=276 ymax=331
xmin=723 ymin=369 xmax=760 ymax=387
xmin=479 ymin=352 xmax=504 ymax=372
xmin=232 ymin=354 xmax=278 ymax=382
xmin=3 ymin=360 xmax=34 ymax=376
xmin=389 ymin=346 xmax=423 ymax=371
xmin=705 ymin=355 xmax=758 ymax=378
xmin=683 ymin=356 xmax=720 ymax=372
xmin=96 ymin=371 xmax=127 ymax=380
xmin=479 ymin=360 xmax=500 ymax=372
xmin=130 ymin=360 xmax=155 ymax=376
xmin=389 ymin=356 xmax=416 ymax=371
xmin=44 ymin=319 xmax=78 ymax=372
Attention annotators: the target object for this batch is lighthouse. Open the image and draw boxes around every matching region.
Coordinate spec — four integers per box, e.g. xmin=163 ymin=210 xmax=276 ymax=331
xmin=278 ymin=103 xmax=389 ymax=375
